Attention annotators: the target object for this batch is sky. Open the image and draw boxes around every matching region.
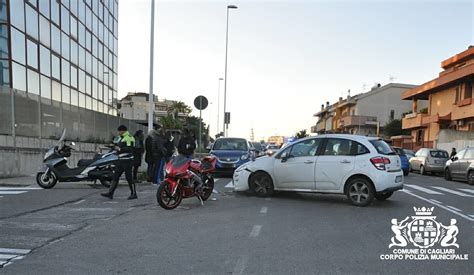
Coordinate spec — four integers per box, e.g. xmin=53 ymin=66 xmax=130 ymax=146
xmin=118 ymin=0 xmax=474 ymax=141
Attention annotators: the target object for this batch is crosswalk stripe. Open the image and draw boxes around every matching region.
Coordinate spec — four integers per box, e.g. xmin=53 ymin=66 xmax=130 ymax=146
xmin=0 ymin=187 xmax=41 ymax=190
xmin=0 ymin=191 xmax=28 ymax=195
xmin=225 ymin=181 xmax=234 ymax=188
xmin=458 ymin=188 xmax=474 ymax=195
xmin=404 ymin=184 xmax=443 ymax=195
xmin=0 ymin=248 xmax=31 ymax=255
xmin=431 ymin=186 xmax=474 ymax=197
xmin=0 ymin=254 xmax=18 ymax=260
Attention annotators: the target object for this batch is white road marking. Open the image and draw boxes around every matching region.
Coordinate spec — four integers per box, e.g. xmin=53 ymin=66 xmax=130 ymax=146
xmin=431 ymin=186 xmax=474 ymax=197
xmin=0 ymin=260 xmax=7 ymax=266
xmin=446 ymin=205 xmax=462 ymax=212
xmin=404 ymin=184 xmax=443 ymax=195
xmin=0 ymin=254 xmax=17 ymax=260
xmin=73 ymin=199 xmax=85 ymax=205
xmin=265 ymin=198 xmax=271 ymax=201
xmin=232 ymin=255 xmax=249 ymax=275
xmin=249 ymin=225 xmax=262 ymax=238
xmin=401 ymin=190 xmax=474 ymax=222
xmin=430 ymin=199 xmax=442 ymax=204
xmin=458 ymin=188 xmax=474 ymax=195
xmin=260 ymin=206 xmax=268 ymax=214
xmin=470 ymin=215 xmax=474 ymax=219
xmin=0 ymin=248 xmax=31 ymax=255
xmin=0 ymin=187 xmax=41 ymax=190
xmin=0 ymin=191 xmax=28 ymax=195
xmin=225 ymin=181 xmax=234 ymax=188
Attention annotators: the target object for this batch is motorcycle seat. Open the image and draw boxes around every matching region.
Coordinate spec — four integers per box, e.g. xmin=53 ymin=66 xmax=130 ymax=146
xmin=78 ymin=154 xmax=102 ymax=167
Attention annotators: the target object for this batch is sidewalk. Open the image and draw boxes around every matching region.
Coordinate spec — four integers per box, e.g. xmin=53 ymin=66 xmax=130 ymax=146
xmin=0 ymin=176 xmax=36 ymax=187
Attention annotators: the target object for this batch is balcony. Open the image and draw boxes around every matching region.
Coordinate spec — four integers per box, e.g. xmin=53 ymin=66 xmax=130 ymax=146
xmin=402 ymin=113 xmax=428 ymax=129
xmin=311 ymin=121 xmax=326 ymax=133
xmin=452 ymin=98 xmax=474 ymax=120
xmin=340 ymin=115 xmax=378 ymax=128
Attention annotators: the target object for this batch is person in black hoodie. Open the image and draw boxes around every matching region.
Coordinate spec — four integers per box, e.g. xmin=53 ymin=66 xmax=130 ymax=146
xmin=163 ymin=131 xmax=175 ymax=163
xmin=153 ymin=128 xmax=167 ymax=184
xmin=132 ymin=130 xmax=145 ymax=183
xmin=178 ymin=128 xmax=196 ymax=158
xmin=144 ymin=128 xmax=158 ymax=183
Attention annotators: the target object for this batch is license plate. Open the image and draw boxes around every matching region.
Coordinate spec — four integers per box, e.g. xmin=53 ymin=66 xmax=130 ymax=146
xmin=395 ymin=176 xmax=403 ymax=183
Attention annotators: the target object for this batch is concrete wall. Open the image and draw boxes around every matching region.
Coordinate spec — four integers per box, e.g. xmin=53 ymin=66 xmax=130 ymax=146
xmin=436 ymin=129 xmax=474 ymax=151
xmin=0 ymin=135 xmax=101 ymax=178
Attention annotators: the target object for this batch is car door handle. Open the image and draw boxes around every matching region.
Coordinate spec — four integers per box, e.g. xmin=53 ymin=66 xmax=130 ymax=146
xmin=304 ymin=160 xmax=314 ymax=164
xmin=340 ymin=160 xmax=351 ymax=164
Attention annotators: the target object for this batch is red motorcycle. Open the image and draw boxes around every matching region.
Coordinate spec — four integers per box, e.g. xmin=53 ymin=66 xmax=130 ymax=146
xmin=157 ymin=155 xmax=217 ymax=210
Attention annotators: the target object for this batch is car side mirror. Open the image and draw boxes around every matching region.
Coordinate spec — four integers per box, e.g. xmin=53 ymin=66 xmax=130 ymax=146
xmin=281 ymin=152 xmax=289 ymax=162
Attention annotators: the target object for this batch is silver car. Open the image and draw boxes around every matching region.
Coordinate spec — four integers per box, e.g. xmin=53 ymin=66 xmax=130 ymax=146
xmin=444 ymin=147 xmax=474 ymax=185
xmin=409 ymin=148 xmax=449 ymax=175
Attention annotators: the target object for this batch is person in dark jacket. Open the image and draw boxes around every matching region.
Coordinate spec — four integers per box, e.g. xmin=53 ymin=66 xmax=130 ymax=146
xmin=101 ymin=125 xmax=137 ymax=200
xmin=450 ymin=148 xmax=457 ymax=158
xmin=153 ymin=128 xmax=167 ymax=184
xmin=132 ymin=130 xmax=145 ymax=183
xmin=144 ymin=128 xmax=156 ymax=182
xmin=163 ymin=131 xmax=175 ymax=162
xmin=178 ymin=128 xmax=196 ymax=158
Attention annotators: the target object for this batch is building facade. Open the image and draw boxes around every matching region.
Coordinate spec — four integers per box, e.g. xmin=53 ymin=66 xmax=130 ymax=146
xmin=0 ymin=0 xmax=125 ymax=142
xmin=401 ymin=46 xmax=474 ymax=151
xmin=312 ymin=83 xmax=421 ymax=136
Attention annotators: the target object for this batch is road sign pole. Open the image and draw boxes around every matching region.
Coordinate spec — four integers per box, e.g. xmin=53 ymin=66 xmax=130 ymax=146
xmin=199 ymin=97 xmax=202 ymax=150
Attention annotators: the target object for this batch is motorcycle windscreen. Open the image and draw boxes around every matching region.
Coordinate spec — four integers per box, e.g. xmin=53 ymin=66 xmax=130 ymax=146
xmin=171 ymin=155 xmax=190 ymax=168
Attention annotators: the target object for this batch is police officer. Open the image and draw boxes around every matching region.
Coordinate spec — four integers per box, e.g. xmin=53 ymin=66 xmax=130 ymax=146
xmin=101 ymin=125 xmax=137 ymax=200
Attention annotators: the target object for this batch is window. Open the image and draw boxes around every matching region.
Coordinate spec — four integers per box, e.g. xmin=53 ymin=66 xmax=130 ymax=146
xmin=78 ymin=0 xmax=85 ymax=23
xmin=61 ymin=6 xmax=69 ymax=34
xmin=0 ymin=24 xmax=8 ymax=59
xmin=70 ymin=0 xmax=78 ymax=16
xmin=51 ymin=0 xmax=60 ymax=25
xmin=70 ymin=17 xmax=78 ymax=40
xmin=86 ymin=51 xmax=92 ymax=73
xmin=27 ymin=0 xmax=37 ymax=8
xmin=369 ymin=139 xmax=394 ymax=155
xmin=86 ymin=95 xmax=92 ymax=110
xmin=429 ymin=150 xmax=448 ymax=158
xmin=85 ymin=30 xmax=91 ymax=51
xmin=40 ymin=75 xmax=51 ymax=99
xmin=61 ymin=59 xmax=70 ymax=86
xmin=92 ymin=78 xmax=97 ymax=98
xmin=26 ymin=39 xmax=38 ymax=69
xmin=78 ymin=92 xmax=85 ymax=108
xmin=38 ymin=0 xmax=50 ymax=18
xmin=355 ymin=142 xmax=370 ymax=155
xmin=70 ymin=40 xmax=78 ymax=65
xmin=10 ymin=0 xmax=25 ymax=31
xmin=62 ymin=85 xmax=70 ymax=105
xmin=465 ymin=81 xmax=473 ymax=100
xmin=78 ymin=22 xmax=85 ymax=46
xmin=78 ymin=69 xmax=85 ymax=93
xmin=416 ymin=129 xmax=424 ymax=146
xmin=78 ymin=46 xmax=85 ymax=69
xmin=12 ymin=62 xmax=26 ymax=91
xmin=25 ymin=5 xmax=39 ymax=40
xmin=27 ymin=69 xmax=40 ymax=95
xmin=323 ymin=138 xmax=353 ymax=156
xmin=51 ymin=54 xmax=60 ymax=80
xmin=71 ymin=88 xmax=78 ymax=106
xmin=52 ymin=80 xmax=61 ymax=102
xmin=70 ymin=66 xmax=78 ymax=88
xmin=289 ymin=139 xmax=321 ymax=158
xmin=39 ymin=16 xmax=50 ymax=47
xmin=51 ymin=24 xmax=61 ymax=53
xmin=39 ymin=45 xmax=50 ymax=76
xmin=212 ymin=138 xmax=248 ymax=151
xmin=456 ymin=149 xmax=466 ymax=160
xmin=61 ymin=32 xmax=70 ymax=59
xmin=455 ymin=86 xmax=461 ymax=104
xmin=11 ymin=28 xmax=26 ymax=64
xmin=0 ymin=60 xmax=9 ymax=86
xmin=390 ymin=110 xmax=395 ymax=120
xmin=85 ymin=74 xmax=91 ymax=95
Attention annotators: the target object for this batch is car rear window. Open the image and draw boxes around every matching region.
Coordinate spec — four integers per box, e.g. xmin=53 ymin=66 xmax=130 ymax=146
xmin=392 ymin=148 xmax=406 ymax=156
xmin=430 ymin=150 xmax=448 ymax=158
xmin=369 ymin=140 xmax=395 ymax=155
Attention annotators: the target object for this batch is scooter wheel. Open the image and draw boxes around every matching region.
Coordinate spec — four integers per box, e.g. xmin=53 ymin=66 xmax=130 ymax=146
xmin=36 ymin=172 xmax=58 ymax=189
xmin=157 ymin=181 xmax=183 ymax=210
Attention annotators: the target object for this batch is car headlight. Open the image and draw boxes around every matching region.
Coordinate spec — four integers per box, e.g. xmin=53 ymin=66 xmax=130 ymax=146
xmin=241 ymin=154 xmax=249 ymax=160
xmin=235 ymin=163 xmax=248 ymax=172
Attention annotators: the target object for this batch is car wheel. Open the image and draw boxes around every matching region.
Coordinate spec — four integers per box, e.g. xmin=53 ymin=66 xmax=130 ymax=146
xmin=420 ymin=165 xmax=426 ymax=175
xmin=375 ymin=192 xmax=393 ymax=201
xmin=249 ymin=172 xmax=274 ymax=197
xmin=444 ymin=168 xmax=452 ymax=181
xmin=468 ymin=171 xmax=474 ymax=185
xmin=346 ymin=177 xmax=374 ymax=207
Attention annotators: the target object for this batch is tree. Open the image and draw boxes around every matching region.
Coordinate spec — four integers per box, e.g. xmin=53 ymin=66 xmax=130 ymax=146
xmin=167 ymin=101 xmax=192 ymax=119
xmin=185 ymin=116 xmax=209 ymax=149
xmin=383 ymin=119 xmax=409 ymax=138
xmin=295 ymin=129 xmax=309 ymax=140
xmin=160 ymin=115 xmax=182 ymax=129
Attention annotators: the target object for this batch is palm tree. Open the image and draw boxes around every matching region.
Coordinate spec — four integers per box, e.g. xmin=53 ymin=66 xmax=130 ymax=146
xmin=295 ymin=129 xmax=309 ymax=140
xmin=167 ymin=101 xmax=192 ymax=119
xmin=160 ymin=115 xmax=182 ymax=129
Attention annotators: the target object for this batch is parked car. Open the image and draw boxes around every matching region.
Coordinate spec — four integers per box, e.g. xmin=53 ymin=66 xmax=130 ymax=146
xmin=251 ymin=142 xmax=265 ymax=157
xmin=444 ymin=147 xmax=474 ymax=185
xmin=403 ymin=149 xmax=415 ymax=160
xmin=210 ymin=137 xmax=255 ymax=174
xmin=392 ymin=147 xmax=410 ymax=176
xmin=409 ymin=148 xmax=449 ymax=175
xmin=266 ymin=144 xmax=280 ymax=156
xmin=233 ymin=134 xmax=403 ymax=207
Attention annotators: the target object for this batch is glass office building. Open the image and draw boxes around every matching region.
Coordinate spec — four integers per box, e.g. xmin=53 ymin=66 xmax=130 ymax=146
xmin=1 ymin=0 xmax=118 ymax=115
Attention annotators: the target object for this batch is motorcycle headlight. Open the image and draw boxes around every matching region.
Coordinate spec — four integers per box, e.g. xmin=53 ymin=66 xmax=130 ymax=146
xmin=241 ymin=154 xmax=249 ymax=160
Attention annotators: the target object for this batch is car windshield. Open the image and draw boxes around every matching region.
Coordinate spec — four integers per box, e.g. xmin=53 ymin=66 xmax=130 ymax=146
xmin=430 ymin=150 xmax=448 ymax=158
xmin=268 ymin=145 xmax=279 ymax=149
xmin=392 ymin=147 xmax=406 ymax=156
xmin=370 ymin=140 xmax=395 ymax=155
xmin=252 ymin=143 xmax=262 ymax=150
xmin=213 ymin=138 xmax=248 ymax=151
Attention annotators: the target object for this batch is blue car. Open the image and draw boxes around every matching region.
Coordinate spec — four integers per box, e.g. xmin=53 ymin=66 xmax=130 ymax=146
xmin=392 ymin=147 xmax=409 ymax=176
xmin=210 ymin=138 xmax=254 ymax=174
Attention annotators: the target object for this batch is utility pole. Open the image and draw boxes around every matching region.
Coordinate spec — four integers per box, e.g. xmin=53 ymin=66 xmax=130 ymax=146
xmin=147 ymin=0 xmax=155 ymax=132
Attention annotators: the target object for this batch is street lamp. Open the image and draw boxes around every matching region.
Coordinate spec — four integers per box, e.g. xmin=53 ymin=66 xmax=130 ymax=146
xmin=223 ymin=4 xmax=238 ymax=137
xmin=217 ymin=77 xmax=223 ymax=137
xmin=148 ymin=0 xmax=156 ymax=132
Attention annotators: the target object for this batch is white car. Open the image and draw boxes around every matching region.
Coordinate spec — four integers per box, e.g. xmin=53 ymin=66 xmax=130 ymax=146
xmin=233 ymin=134 xmax=403 ymax=206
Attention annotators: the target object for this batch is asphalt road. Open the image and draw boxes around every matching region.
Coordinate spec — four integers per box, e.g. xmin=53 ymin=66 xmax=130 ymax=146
xmin=0 ymin=173 xmax=472 ymax=274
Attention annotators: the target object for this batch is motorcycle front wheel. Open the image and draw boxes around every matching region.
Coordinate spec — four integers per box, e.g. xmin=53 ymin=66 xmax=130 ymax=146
xmin=157 ymin=181 xmax=183 ymax=210
xmin=200 ymin=176 xmax=214 ymax=201
xmin=36 ymin=172 xmax=58 ymax=189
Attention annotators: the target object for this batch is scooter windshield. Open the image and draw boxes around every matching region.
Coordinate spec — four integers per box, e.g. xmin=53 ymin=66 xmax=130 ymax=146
xmin=171 ymin=155 xmax=190 ymax=168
